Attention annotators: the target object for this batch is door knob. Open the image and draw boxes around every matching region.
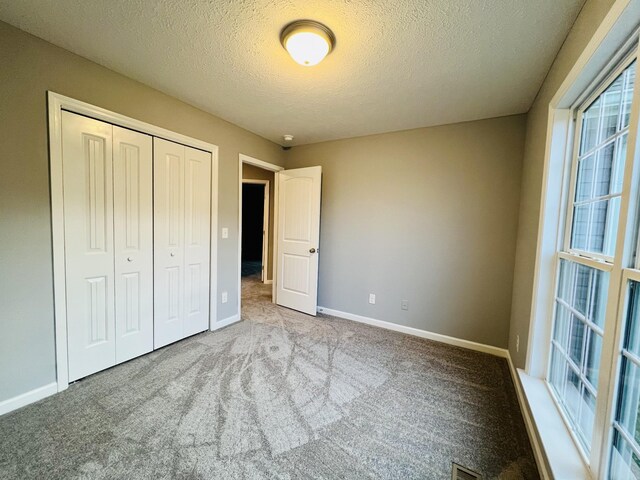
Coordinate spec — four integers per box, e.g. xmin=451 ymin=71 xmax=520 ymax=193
xmin=309 ymin=248 xmax=316 ymax=254
xmin=170 ymin=252 xmax=175 ymax=257
xmin=127 ymin=257 xmax=133 ymax=262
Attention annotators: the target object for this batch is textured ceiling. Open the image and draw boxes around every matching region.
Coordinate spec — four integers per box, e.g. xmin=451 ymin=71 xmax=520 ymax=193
xmin=0 ymin=0 xmax=585 ymax=146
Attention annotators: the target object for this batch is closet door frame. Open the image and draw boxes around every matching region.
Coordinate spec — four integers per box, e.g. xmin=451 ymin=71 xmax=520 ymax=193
xmin=48 ymin=92 xmax=219 ymax=392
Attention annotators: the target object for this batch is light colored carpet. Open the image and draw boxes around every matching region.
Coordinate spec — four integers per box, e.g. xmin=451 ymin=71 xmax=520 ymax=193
xmin=0 ymin=275 xmax=538 ymax=479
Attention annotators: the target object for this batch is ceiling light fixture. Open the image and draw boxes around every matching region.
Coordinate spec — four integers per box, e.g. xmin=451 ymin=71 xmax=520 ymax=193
xmin=280 ymin=20 xmax=335 ymax=67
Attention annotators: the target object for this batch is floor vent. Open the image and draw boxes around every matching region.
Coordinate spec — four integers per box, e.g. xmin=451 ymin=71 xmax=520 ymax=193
xmin=452 ymin=463 xmax=482 ymax=480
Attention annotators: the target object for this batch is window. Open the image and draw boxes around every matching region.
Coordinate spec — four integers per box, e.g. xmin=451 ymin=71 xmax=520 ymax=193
xmin=569 ymin=62 xmax=635 ymax=260
xmin=547 ymin=50 xmax=639 ymax=476
xmin=550 ymin=259 xmax=608 ymax=451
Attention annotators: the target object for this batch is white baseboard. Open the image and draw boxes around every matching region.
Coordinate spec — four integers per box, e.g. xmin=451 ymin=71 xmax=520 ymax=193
xmin=506 ymin=354 xmax=550 ymax=479
xmin=0 ymin=382 xmax=57 ymax=416
xmin=211 ymin=313 xmax=241 ymax=331
xmin=264 ymin=279 xmax=273 ymax=285
xmin=318 ymin=306 xmax=508 ymax=358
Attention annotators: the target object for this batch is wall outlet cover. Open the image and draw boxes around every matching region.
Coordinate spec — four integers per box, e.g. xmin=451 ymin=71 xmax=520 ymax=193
xmin=369 ymin=293 xmax=376 ymax=304
xmin=222 ymin=227 xmax=229 ymax=239
xmin=401 ymin=300 xmax=409 ymax=311
xmin=222 ymin=291 xmax=228 ymax=303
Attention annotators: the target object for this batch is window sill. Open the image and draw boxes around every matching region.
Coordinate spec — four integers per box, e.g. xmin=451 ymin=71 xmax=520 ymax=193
xmin=517 ymin=369 xmax=591 ymax=479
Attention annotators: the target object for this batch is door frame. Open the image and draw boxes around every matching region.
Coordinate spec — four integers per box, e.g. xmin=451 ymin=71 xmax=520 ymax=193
xmin=48 ymin=92 xmax=219 ymax=392
xmin=241 ymin=179 xmax=270 ymax=283
xmin=238 ymin=154 xmax=283 ymax=316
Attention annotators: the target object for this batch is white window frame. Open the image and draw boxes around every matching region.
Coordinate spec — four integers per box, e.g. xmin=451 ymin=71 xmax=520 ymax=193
xmin=521 ymin=1 xmax=640 ymax=476
xmin=547 ymin=45 xmax=639 ymax=475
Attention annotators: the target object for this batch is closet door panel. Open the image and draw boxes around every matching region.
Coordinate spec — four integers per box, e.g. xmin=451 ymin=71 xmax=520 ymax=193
xmin=183 ymin=147 xmax=211 ymax=336
xmin=62 ymin=111 xmax=116 ymax=381
xmin=154 ymin=138 xmax=185 ymax=348
xmin=113 ymin=126 xmax=153 ymax=363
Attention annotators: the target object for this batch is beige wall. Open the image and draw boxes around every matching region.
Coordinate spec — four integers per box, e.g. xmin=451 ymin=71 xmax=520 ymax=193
xmin=0 ymin=21 xmax=284 ymax=402
xmin=285 ymin=115 xmax=526 ymax=348
xmin=508 ymin=0 xmax=617 ymax=368
xmin=242 ymin=163 xmax=275 ymax=281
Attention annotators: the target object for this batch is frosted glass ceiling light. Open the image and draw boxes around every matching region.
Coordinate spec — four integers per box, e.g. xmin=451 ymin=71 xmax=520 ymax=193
xmin=280 ymin=20 xmax=335 ymax=67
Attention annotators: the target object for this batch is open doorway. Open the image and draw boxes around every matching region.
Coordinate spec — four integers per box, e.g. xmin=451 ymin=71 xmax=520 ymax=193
xmin=238 ymin=154 xmax=283 ymax=314
xmin=241 ymin=180 xmax=269 ymax=282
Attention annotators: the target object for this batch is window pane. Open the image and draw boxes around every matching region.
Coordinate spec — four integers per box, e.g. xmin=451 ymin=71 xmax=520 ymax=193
xmin=554 ymin=303 xmax=571 ymax=348
xmin=576 ymin=153 xmax=596 ymax=202
xmin=569 ymin=314 xmax=586 ymax=366
xmin=600 ymin=74 xmax=624 ymax=142
xmin=595 ymin=142 xmax=615 ymax=197
xmin=555 ymin=259 xmax=609 ymax=330
xmin=604 ymin=196 xmax=622 ymax=257
xmin=611 ymin=280 xmax=640 ymax=477
xmin=585 ymin=330 xmax=603 ymax=387
xmin=578 ymin=385 xmax=597 ymax=446
xmin=575 ymin=264 xmax=591 ymax=315
xmin=618 ymin=357 xmax=640 ymax=445
xmin=571 ymin=205 xmax=589 ymax=251
xmin=613 ymin=134 xmax=629 ymax=193
xmin=571 ymin=197 xmax=621 ymax=257
xmin=558 ymin=258 xmax=574 ymax=302
xmin=627 ymin=282 xmax=640 ymax=357
xmin=589 ymin=200 xmax=608 ymax=253
xmin=571 ymin=60 xmax=636 ymax=258
xmin=552 ymin=259 xmax=609 ymax=452
xmin=581 ymin=98 xmax=601 ymax=155
xmin=622 ymin=64 xmax=637 ymax=129
xmin=610 ymin=428 xmax=640 ymax=480
xmin=550 ymin=344 xmax=567 ymax=395
xmin=589 ymin=268 xmax=609 ymax=329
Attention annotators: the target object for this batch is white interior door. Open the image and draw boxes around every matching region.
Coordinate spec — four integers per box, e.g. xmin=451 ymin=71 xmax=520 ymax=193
xmin=113 ymin=126 xmax=154 ymax=363
xmin=276 ymin=166 xmax=322 ymax=315
xmin=62 ymin=111 xmax=116 ymax=381
xmin=183 ymin=146 xmax=211 ymax=337
xmin=154 ymin=138 xmax=185 ymax=348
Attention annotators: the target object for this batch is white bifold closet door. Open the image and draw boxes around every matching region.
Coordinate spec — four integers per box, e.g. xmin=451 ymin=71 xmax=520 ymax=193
xmin=62 ymin=111 xmax=153 ymax=382
xmin=153 ymin=138 xmax=211 ymax=349
xmin=113 ymin=126 xmax=154 ymax=363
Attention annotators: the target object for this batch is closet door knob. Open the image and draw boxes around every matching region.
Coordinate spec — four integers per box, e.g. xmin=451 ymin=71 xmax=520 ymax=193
xmin=309 ymin=248 xmax=316 ymax=254
xmin=170 ymin=252 xmax=175 ymax=257
xmin=127 ymin=257 xmax=133 ymax=262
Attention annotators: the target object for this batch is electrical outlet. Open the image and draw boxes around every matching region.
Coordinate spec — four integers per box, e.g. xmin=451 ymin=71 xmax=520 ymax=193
xmin=222 ymin=291 xmax=228 ymax=303
xmin=222 ymin=227 xmax=229 ymax=239
xmin=401 ymin=300 xmax=409 ymax=311
xmin=516 ymin=334 xmax=520 ymax=353
xmin=369 ymin=293 xmax=376 ymax=304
